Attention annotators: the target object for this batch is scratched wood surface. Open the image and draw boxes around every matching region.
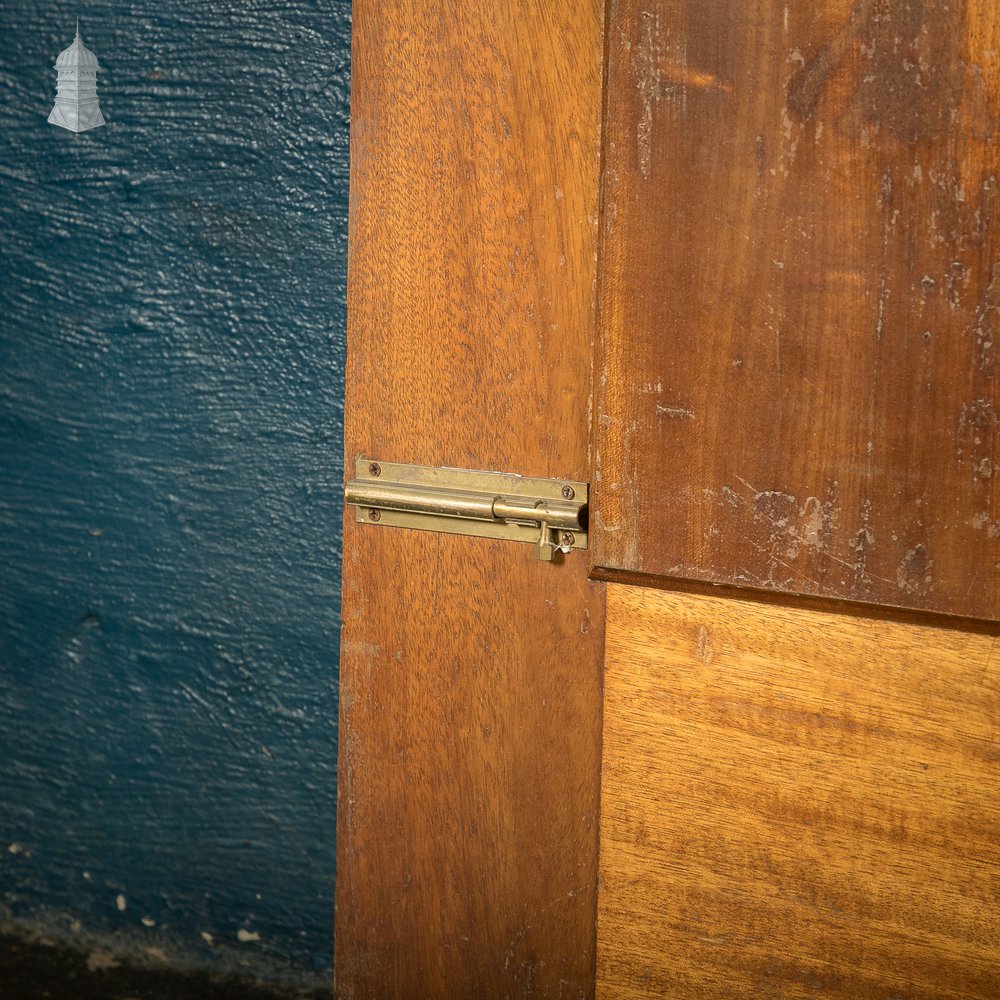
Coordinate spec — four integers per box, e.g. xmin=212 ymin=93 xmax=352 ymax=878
xmin=594 ymin=0 xmax=1000 ymax=621
xmin=336 ymin=3 xmax=606 ymax=997
xmin=597 ymin=584 xmax=1000 ymax=999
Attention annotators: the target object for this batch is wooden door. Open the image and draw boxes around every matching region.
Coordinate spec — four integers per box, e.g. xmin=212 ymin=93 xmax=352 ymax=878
xmin=593 ymin=2 xmax=1000 ymax=997
xmin=337 ymin=2 xmax=999 ymax=998
xmin=336 ymin=4 xmax=606 ymax=996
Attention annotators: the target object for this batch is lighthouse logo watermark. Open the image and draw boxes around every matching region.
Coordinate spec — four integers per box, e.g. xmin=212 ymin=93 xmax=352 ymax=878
xmin=49 ymin=20 xmax=106 ymax=132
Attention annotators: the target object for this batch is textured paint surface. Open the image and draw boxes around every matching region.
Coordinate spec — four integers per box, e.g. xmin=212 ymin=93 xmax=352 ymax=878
xmin=0 ymin=2 xmax=349 ymax=988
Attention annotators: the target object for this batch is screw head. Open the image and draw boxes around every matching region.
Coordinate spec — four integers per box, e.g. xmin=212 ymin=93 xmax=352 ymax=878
xmin=561 ymin=485 xmax=575 ymax=500
xmin=368 ymin=509 xmax=381 ymax=522
xmin=561 ymin=531 xmax=575 ymax=546
xmin=369 ymin=462 xmax=381 ymax=477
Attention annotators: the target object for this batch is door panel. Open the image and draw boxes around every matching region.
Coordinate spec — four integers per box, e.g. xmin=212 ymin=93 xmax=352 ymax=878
xmin=594 ymin=0 xmax=999 ymax=621
xmin=598 ymin=584 xmax=1000 ymax=999
xmin=336 ymin=3 xmax=606 ymax=996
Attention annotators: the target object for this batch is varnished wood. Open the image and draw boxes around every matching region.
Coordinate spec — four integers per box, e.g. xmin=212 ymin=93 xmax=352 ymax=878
xmin=594 ymin=0 xmax=1000 ymax=621
xmin=597 ymin=584 xmax=1000 ymax=999
xmin=336 ymin=3 xmax=606 ymax=997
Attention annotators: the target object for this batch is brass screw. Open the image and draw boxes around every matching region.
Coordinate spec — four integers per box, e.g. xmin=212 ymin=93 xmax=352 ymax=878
xmin=369 ymin=509 xmax=381 ymax=522
xmin=369 ymin=462 xmax=381 ymax=477
xmin=561 ymin=531 xmax=575 ymax=546
xmin=561 ymin=485 xmax=575 ymax=500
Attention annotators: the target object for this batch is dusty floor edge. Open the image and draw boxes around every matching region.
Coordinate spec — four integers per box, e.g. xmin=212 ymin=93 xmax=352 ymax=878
xmin=0 ymin=926 xmax=330 ymax=1000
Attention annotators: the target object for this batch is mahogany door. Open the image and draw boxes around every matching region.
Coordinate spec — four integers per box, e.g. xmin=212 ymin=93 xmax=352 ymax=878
xmin=336 ymin=3 xmax=999 ymax=998
xmin=335 ymin=3 xmax=607 ymax=996
xmin=593 ymin=5 xmax=998 ymax=994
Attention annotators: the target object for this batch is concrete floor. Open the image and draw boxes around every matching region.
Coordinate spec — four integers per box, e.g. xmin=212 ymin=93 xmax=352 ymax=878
xmin=0 ymin=932 xmax=328 ymax=1000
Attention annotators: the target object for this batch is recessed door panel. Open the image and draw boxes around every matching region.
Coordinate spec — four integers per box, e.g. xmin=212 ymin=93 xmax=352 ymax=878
xmin=594 ymin=0 xmax=1000 ymax=621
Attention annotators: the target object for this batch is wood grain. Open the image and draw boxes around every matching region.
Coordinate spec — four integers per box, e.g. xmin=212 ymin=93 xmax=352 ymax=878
xmin=597 ymin=584 xmax=1000 ymax=999
xmin=336 ymin=3 xmax=605 ymax=997
xmin=594 ymin=0 xmax=1000 ymax=621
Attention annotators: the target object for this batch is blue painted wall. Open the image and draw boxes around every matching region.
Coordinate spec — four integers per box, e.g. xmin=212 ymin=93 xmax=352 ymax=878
xmin=0 ymin=2 xmax=349 ymax=988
